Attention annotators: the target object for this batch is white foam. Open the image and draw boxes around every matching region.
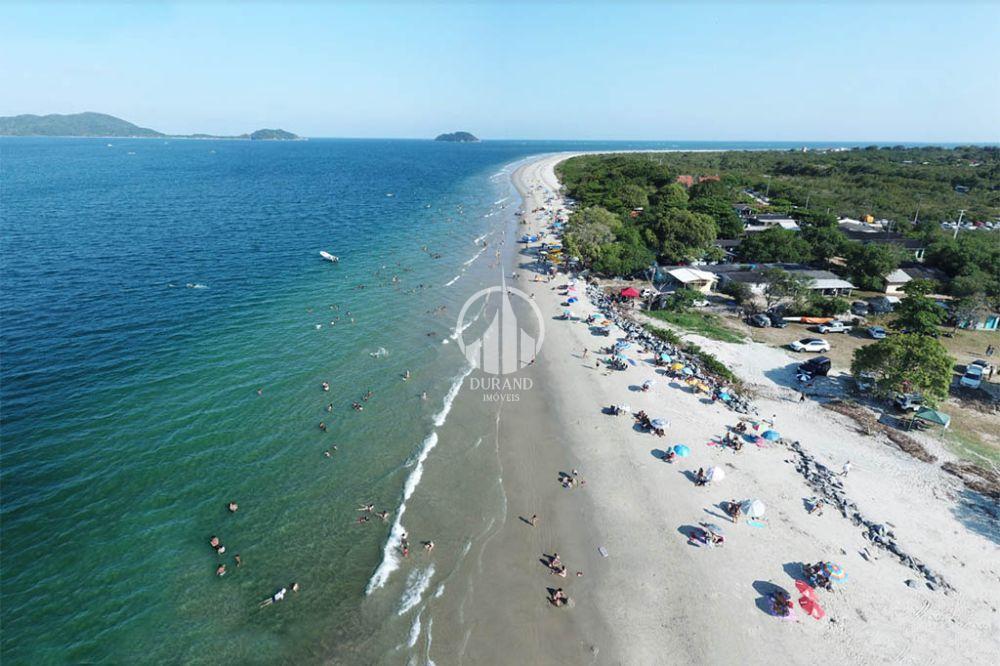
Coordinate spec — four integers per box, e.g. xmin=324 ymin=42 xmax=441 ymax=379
xmin=433 ymin=584 xmax=445 ymax=599
xmin=425 ymin=617 xmax=435 ymax=664
xmin=462 ymin=246 xmax=486 ymax=266
xmin=398 ymin=564 xmax=435 ymax=616
xmin=406 ymin=610 xmax=422 ymax=647
xmin=444 ymin=274 xmax=461 ymax=287
xmin=473 ymin=232 xmax=490 ymax=244
xmin=434 ymin=366 xmax=472 ymax=426
xmin=493 ymin=197 xmax=509 ymax=205
xmin=365 ymin=432 xmax=439 ymax=595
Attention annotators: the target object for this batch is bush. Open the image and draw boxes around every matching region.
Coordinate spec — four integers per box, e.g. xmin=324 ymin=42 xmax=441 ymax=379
xmin=720 ymin=280 xmax=753 ymax=305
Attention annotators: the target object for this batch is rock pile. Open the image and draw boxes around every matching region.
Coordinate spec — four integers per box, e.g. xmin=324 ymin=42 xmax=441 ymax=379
xmin=788 ymin=439 xmax=953 ymax=592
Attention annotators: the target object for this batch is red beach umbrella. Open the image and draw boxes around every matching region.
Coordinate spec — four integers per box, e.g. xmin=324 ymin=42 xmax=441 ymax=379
xmin=795 ymin=580 xmax=818 ymax=601
xmin=620 ymin=287 xmax=640 ymax=298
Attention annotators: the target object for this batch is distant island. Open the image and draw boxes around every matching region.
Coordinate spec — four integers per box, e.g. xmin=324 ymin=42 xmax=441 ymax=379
xmin=434 ymin=131 xmax=479 ymax=143
xmin=0 ymin=112 xmax=301 ymax=140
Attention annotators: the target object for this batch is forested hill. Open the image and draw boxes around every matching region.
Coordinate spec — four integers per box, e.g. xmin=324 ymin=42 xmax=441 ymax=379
xmin=0 ymin=112 xmax=164 ymax=137
xmin=0 ymin=112 xmax=301 ymax=140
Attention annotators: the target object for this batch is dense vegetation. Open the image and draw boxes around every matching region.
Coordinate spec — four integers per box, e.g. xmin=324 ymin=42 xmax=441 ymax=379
xmin=434 ymin=131 xmax=479 ymax=142
xmin=0 ymin=112 xmax=164 ymax=137
xmin=557 ymin=148 xmax=999 ymax=307
xmin=249 ymin=129 xmax=299 ymax=140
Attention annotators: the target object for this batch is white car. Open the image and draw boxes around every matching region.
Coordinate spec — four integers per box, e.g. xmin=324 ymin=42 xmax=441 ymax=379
xmin=790 ymin=338 xmax=831 ymax=353
xmin=960 ymin=363 xmax=984 ymax=389
xmin=817 ymin=321 xmax=851 ymax=334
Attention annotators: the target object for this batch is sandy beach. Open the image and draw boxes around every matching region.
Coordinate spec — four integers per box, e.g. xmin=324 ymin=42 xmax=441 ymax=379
xmin=436 ymin=153 xmax=999 ymax=665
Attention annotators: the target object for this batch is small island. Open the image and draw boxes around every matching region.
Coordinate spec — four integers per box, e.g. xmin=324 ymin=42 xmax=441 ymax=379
xmin=434 ymin=131 xmax=479 ymax=143
xmin=248 ymin=128 xmax=300 ymax=141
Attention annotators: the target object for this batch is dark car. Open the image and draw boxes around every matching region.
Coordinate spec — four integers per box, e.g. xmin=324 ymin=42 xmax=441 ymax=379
xmin=851 ymin=300 xmax=870 ymax=316
xmin=798 ymin=356 xmax=832 ymax=377
xmin=748 ymin=313 xmax=770 ymax=328
xmin=767 ymin=312 xmax=788 ymax=328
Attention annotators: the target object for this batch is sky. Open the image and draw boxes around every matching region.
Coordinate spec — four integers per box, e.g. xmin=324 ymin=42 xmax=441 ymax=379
xmin=2 ymin=1 xmax=998 ymax=141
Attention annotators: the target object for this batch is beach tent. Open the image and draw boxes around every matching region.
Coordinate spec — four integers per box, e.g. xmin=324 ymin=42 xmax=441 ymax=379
xmin=741 ymin=499 xmax=767 ymax=518
xmin=673 ymin=445 xmax=691 ymax=457
xmin=706 ymin=466 xmax=725 ymax=482
xmin=620 ymin=287 xmax=640 ymax=299
xmin=650 ymin=418 xmax=669 ymax=430
xmin=915 ymin=408 xmax=950 ymax=429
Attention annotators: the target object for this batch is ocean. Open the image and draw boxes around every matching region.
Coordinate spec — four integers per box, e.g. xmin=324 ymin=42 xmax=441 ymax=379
xmin=1 ymin=137 xmax=868 ymax=663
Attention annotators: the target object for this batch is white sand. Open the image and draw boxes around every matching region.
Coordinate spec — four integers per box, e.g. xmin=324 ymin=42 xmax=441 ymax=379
xmin=471 ymin=153 xmax=1000 ymax=664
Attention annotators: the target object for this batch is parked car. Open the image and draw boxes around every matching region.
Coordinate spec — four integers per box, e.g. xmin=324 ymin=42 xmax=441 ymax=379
xmin=790 ymin=338 xmax=831 ymax=353
xmin=893 ymin=393 xmax=924 ymax=412
xmin=799 ymin=356 xmax=832 ymax=377
xmin=767 ymin=312 xmax=788 ymax=328
xmin=867 ymin=326 xmax=887 ymax=340
xmin=748 ymin=313 xmax=771 ymax=328
xmin=851 ymin=301 xmax=870 ymax=316
xmin=817 ymin=321 xmax=851 ymax=334
xmin=960 ymin=363 xmax=985 ymax=389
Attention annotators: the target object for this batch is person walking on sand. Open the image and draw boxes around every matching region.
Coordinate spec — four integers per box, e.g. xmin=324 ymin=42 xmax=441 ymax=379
xmin=582 ymin=348 xmax=588 ymax=359
xmin=841 ymin=460 xmax=852 ymax=477
xmin=530 ymin=514 xmax=538 ymax=527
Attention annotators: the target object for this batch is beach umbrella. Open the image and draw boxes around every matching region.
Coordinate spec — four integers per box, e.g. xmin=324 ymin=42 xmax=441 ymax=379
xmin=620 ymin=287 xmax=640 ymax=299
xmin=659 ymin=352 xmax=672 ymax=362
xmin=619 ymin=404 xmax=631 ymax=413
xmin=650 ymin=418 xmax=668 ymax=430
xmin=682 ymin=366 xmax=694 ymax=376
xmin=642 ymin=378 xmax=656 ymax=388
xmin=823 ymin=563 xmax=848 ymax=582
xmin=762 ymin=430 xmax=781 ymax=441
xmin=670 ymin=362 xmax=685 ymax=371
xmin=567 ymin=297 xmax=578 ymax=303
xmin=719 ymin=392 xmax=732 ymax=402
xmin=672 ymin=444 xmax=690 ymax=457
xmin=563 ymin=309 xmax=572 ymax=318
xmin=740 ymin=499 xmax=767 ymax=518
xmin=706 ymin=466 xmax=725 ymax=482
xmin=798 ymin=595 xmax=825 ymax=620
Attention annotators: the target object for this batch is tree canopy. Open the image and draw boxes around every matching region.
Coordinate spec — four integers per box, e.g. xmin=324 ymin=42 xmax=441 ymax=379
xmin=851 ymin=334 xmax=954 ymax=406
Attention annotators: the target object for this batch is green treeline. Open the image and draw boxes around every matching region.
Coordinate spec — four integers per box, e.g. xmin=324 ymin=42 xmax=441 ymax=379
xmin=555 ymin=147 xmax=999 ymax=307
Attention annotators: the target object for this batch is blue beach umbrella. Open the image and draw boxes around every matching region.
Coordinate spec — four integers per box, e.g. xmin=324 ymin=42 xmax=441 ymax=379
xmin=659 ymin=352 xmax=672 ymax=362
xmin=681 ymin=366 xmax=694 ymax=376
xmin=718 ymin=392 xmax=732 ymax=402
xmin=672 ymin=445 xmax=691 ymax=457
xmin=762 ymin=430 xmax=781 ymax=441
xmin=567 ymin=297 xmax=578 ymax=303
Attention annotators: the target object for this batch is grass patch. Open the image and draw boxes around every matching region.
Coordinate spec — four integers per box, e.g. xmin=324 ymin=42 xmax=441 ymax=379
xmin=647 ymin=310 xmax=744 ymax=344
xmin=944 ymin=429 xmax=1000 ymax=467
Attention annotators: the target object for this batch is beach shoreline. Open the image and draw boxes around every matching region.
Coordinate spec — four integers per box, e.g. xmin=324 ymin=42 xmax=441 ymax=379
xmin=421 ymin=152 xmax=999 ymax=664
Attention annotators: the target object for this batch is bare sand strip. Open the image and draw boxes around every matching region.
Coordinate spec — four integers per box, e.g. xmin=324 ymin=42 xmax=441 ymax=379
xmin=448 ymin=153 xmax=998 ymax=665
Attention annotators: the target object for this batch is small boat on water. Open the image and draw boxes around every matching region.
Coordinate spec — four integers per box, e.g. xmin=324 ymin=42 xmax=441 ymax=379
xmin=320 ymin=251 xmax=339 ymax=263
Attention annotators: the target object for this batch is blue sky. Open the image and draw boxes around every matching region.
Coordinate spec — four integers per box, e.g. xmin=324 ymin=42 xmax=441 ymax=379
xmin=2 ymin=1 xmax=998 ymax=141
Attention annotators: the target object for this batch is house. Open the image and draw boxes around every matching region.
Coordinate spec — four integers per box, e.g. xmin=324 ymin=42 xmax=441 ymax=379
xmin=883 ymin=264 xmax=948 ymax=295
xmin=658 ymin=267 xmax=718 ymax=294
xmin=713 ymin=238 xmax=742 ymax=261
xmin=732 ymin=203 xmax=754 ymax=218
xmin=745 ymin=213 xmax=801 ymax=233
xmin=710 ymin=264 xmax=855 ymax=297
xmin=841 ymin=229 xmax=927 ymax=261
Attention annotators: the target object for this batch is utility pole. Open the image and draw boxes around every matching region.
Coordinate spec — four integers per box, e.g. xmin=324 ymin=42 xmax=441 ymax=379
xmin=953 ymin=209 xmax=966 ymax=240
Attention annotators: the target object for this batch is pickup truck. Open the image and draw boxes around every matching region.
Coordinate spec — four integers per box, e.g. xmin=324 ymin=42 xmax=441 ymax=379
xmin=817 ymin=321 xmax=851 ymax=334
xmin=893 ymin=393 xmax=924 ymax=412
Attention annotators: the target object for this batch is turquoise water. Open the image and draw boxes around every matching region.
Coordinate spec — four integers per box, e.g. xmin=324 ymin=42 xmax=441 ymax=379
xmin=1 ymin=137 xmax=875 ymax=662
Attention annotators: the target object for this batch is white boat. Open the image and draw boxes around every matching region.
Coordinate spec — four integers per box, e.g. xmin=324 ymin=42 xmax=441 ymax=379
xmin=320 ymin=251 xmax=339 ymax=263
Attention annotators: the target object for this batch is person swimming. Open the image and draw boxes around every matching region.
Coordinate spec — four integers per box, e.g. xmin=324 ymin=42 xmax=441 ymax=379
xmin=259 ymin=587 xmax=287 ymax=607
xmin=227 ymin=501 xmax=238 ymax=513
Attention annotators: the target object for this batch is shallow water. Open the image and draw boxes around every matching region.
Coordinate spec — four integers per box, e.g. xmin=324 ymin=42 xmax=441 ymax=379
xmin=1 ymin=137 xmax=871 ymax=662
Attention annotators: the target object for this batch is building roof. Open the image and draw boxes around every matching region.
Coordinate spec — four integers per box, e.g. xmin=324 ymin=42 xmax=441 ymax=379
xmin=810 ymin=278 xmax=857 ymax=290
xmin=886 ymin=264 xmax=947 ymax=284
xmin=841 ymin=229 xmax=925 ymax=250
xmin=715 ymin=264 xmax=856 ymax=290
xmin=667 ymin=267 xmax=718 ymax=283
